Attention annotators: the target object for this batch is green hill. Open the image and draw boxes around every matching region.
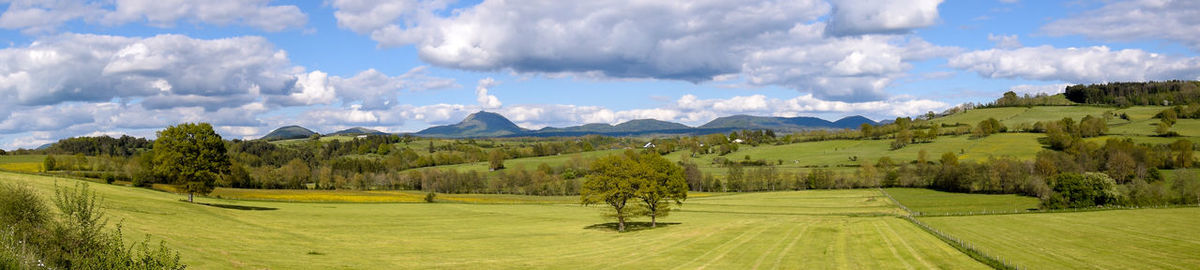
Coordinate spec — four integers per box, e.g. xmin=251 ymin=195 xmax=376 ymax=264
xmin=259 ymin=125 xmax=317 ymax=141
xmin=328 ymin=127 xmax=388 ymax=136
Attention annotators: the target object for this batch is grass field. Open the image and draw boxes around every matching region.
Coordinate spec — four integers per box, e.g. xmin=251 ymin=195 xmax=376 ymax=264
xmin=0 ymin=154 xmax=44 ymax=172
xmin=0 ymin=171 xmax=987 ymax=269
xmin=920 ymin=208 xmax=1200 ymax=269
xmin=883 ymin=188 xmax=1041 ymax=215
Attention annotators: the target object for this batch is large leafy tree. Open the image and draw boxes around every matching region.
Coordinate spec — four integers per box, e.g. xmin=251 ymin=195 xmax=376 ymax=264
xmin=581 ymin=154 xmax=641 ymax=232
xmin=153 ymin=123 xmax=230 ymax=203
xmin=631 ymin=152 xmax=688 ymax=228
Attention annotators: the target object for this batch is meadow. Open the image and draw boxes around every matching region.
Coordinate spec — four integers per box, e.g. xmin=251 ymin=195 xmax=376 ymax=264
xmin=0 ymin=171 xmax=986 ymax=269
xmin=919 ymin=208 xmax=1200 ymax=269
xmin=883 ymin=188 xmax=1041 ymax=216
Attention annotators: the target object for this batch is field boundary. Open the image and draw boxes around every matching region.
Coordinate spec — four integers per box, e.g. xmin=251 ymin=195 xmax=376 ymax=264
xmin=879 ymin=188 xmax=1023 ymax=270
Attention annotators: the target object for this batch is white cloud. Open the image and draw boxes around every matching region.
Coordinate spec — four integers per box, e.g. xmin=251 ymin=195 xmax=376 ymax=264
xmin=0 ymin=33 xmax=299 ymax=109
xmin=330 ymin=66 xmax=459 ymax=110
xmin=0 ymin=0 xmax=307 ymax=33
xmin=1006 ymin=83 xmax=1073 ymax=96
xmin=1042 ymin=0 xmax=1200 ymax=51
xmin=987 ymin=34 xmax=1021 ymax=49
xmin=948 ymin=45 xmax=1200 ymax=83
xmin=475 ymin=77 xmax=502 ymax=109
xmin=334 ymin=0 xmax=953 ymax=102
xmin=825 ymin=0 xmax=944 ymax=36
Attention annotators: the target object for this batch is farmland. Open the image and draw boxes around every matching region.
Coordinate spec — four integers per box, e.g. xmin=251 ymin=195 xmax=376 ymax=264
xmin=919 ymin=208 xmax=1200 ymax=269
xmin=0 ymin=171 xmax=986 ymax=269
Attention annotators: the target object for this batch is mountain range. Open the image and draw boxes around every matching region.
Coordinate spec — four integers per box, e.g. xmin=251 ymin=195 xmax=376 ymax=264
xmin=260 ymin=111 xmax=877 ymax=140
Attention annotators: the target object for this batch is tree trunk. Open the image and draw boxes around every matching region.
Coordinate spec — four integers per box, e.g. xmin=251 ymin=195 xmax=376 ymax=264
xmin=651 ymin=212 xmax=657 ymax=228
xmin=617 ymin=216 xmax=626 ymax=232
xmin=188 ymin=192 xmax=194 ymax=203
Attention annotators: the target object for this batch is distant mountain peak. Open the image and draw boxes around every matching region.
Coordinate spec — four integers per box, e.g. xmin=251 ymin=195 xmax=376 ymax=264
xmin=260 ymin=125 xmax=317 ymax=141
xmin=415 ymin=111 xmax=527 ymax=138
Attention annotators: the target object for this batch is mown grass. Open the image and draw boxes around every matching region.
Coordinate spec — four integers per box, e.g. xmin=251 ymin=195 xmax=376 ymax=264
xmin=0 ymin=172 xmax=985 ymax=269
xmin=884 ymin=188 xmax=1041 ymax=215
xmin=920 ymin=208 xmax=1200 ymax=269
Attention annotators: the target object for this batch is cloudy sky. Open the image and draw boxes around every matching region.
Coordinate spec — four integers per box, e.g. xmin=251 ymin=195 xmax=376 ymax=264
xmin=0 ymin=0 xmax=1197 ymax=149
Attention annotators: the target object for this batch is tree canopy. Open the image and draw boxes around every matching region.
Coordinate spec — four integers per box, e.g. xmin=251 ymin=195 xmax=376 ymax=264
xmin=152 ymin=123 xmax=230 ymax=202
xmin=582 ymin=150 xmax=688 ymax=231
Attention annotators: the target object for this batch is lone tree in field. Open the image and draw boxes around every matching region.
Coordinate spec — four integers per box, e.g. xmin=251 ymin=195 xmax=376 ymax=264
xmin=632 ymin=152 xmax=687 ymax=228
xmin=582 ymin=154 xmax=640 ymax=232
xmin=153 ymin=123 xmax=230 ymax=203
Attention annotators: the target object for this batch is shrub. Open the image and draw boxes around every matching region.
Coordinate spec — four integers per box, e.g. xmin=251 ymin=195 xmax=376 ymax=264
xmin=424 ymin=192 xmax=437 ymax=203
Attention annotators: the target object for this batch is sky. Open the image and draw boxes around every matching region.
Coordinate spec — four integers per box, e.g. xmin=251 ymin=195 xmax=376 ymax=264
xmin=0 ymin=0 xmax=1198 ymax=150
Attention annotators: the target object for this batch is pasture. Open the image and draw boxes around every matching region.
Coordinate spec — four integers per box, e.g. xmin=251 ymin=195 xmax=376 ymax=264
xmin=883 ymin=188 xmax=1041 ymax=216
xmin=0 ymin=171 xmax=985 ymax=269
xmin=920 ymin=208 xmax=1200 ymax=269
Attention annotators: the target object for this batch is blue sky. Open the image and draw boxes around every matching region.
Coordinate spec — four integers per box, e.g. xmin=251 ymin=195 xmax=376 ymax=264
xmin=0 ymin=0 xmax=1198 ymax=149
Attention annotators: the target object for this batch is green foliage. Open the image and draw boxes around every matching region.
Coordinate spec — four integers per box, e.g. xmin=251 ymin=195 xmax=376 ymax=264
xmin=424 ymin=192 xmax=436 ymax=203
xmin=488 ymin=150 xmax=506 ymax=171
xmin=152 ymin=123 xmax=231 ymax=202
xmin=0 ymin=182 xmax=184 ymax=269
xmin=1064 ymin=80 xmax=1200 ymax=105
xmin=630 ymin=152 xmax=688 ymax=227
xmin=581 ymin=154 xmax=639 ymax=231
xmin=1043 ymin=173 xmax=1122 ymax=209
xmin=43 ymin=155 xmax=56 ymax=171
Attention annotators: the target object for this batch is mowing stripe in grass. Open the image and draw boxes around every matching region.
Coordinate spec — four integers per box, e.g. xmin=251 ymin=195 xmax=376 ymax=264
xmin=769 ymin=223 xmax=812 ymax=270
xmin=873 ymin=222 xmax=915 ymax=269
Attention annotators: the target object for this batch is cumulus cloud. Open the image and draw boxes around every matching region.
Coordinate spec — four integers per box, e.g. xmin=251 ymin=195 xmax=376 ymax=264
xmin=1042 ymin=0 xmax=1200 ymax=51
xmin=825 ymin=0 xmax=944 ymax=36
xmin=0 ymin=33 xmax=300 ymax=109
xmin=948 ymin=45 xmax=1200 ymax=83
xmin=475 ymin=78 xmax=502 ymax=109
xmin=330 ymin=66 xmax=459 ymax=110
xmin=0 ymin=0 xmax=307 ymax=33
xmin=332 ymin=0 xmax=952 ymax=102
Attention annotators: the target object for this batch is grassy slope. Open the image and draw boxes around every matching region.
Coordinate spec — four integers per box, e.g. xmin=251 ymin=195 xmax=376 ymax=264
xmin=0 ymin=154 xmax=45 ymax=172
xmin=884 ymin=188 xmax=1041 ymax=215
xmin=920 ymin=208 xmax=1200 ymax=269
xmin=0 ymin=172 xmax=984 ymax=269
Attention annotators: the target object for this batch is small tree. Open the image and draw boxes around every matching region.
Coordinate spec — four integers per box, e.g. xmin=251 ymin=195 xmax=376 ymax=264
xmin=581 ymin=154 xmax=640 ymax=232
xmin=152 ymin=123 xmax=230 ymax=203
xmin=488 ymin=150 xmax=506 ymax=171
xmin=43 ymin=155 xmax=57 ymax=172
xmin=631 ymin=152 xmax=688 ymax=228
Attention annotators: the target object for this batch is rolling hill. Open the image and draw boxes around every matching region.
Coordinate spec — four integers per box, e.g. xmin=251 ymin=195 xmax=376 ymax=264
xmin=259 ymin=125 xmax=317 ymax=141
xmin=328 ymin=127 xmax=388 ymax=136
xmin=413 ymin=111 xmax=880 ymax=138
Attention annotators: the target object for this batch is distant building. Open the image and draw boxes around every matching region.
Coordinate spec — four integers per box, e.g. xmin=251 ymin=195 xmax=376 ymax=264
xmin=643 ymin=142 xmax=656 ymax=148
xmin=732 ymin=139 xmax=744 ymax=144
xmin=356 ymin=135 xmax=368 ymax=139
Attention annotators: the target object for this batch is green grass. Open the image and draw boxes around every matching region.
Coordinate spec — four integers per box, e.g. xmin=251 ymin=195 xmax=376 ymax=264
xmin=920 ymin=208 xmax=1200 ymax=269
xmin=424 ymin=149 xmax=625 ymax=172
xmin=0 ymin=172 xmax=986 ymax=269
xmin=884 ymin=188 xmax=1041 ymax=215
xmin=0 ymin=154 xmax=46 ymax=172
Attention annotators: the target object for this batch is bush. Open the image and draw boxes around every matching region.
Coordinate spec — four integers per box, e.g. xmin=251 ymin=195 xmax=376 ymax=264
xmin=1043 ymin=172 xmax=1123 ymax=209
xmin=424 ymin=192 xmax=437 ymax=203
xmin=0 ymin=182 xmax=186 ymax=269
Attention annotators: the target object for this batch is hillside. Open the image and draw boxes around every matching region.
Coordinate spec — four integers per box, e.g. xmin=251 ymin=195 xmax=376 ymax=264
xmin=259 ymin=125 xmax=317 ymax=141
xmin=700 ymin=115 xmax=877 ymax=131
xmin=417 ymin=111 xmax=878 ymax=138
xmin=328 ymin=127 xmax=388 ymax=136
xmin=416 ymin=111 xmax=528 ymax=138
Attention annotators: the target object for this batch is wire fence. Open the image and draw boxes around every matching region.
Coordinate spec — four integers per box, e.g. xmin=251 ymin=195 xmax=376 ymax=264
xmin=878 ymin=188 xmax=1023 ymax=270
